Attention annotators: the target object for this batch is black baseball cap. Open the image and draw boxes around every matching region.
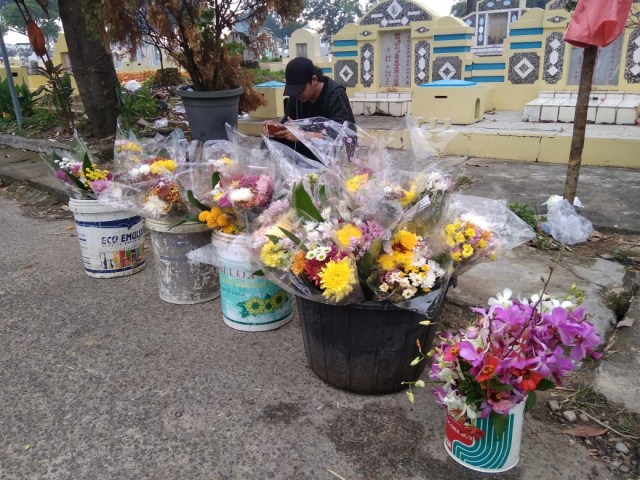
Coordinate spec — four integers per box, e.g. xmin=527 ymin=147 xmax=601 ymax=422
xmin=284 ymin=57 xmax=314 ymax=97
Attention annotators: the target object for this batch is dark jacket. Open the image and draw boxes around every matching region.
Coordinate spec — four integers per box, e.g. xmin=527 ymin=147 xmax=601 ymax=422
xmin=277 ymin=77 xmax=355 ymax=161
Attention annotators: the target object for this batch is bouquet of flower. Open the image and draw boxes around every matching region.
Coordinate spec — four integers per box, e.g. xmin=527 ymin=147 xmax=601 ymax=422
xmin=99 ymin=129 xmax=190 ymax=220
xmin=250 ymin=119 xmax=462 ymax=313
xmin=42 ymin=135 xmax=112 ymax=199
xmin=405 ymin=276 xmax=601 ymax=435
xmin=442 ymin=195 xmax=536 ymax=277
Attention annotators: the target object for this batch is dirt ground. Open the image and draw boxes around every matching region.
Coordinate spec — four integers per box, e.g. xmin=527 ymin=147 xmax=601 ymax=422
xmin=2 ymin=179 xmax=640 ymax=478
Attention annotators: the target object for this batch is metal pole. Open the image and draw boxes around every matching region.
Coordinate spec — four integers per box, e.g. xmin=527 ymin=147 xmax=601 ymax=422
xmin=0 ymin=26 xmax=23 ymax=130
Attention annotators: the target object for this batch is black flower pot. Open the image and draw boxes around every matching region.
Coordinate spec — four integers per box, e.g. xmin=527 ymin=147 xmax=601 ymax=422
xmin=177 ymin=87 xmax=243 ymax=141
xmin=296 ymin=297 xmax=442 ymax=395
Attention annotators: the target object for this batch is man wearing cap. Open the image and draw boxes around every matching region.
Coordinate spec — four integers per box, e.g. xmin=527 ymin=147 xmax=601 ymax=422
xmin=263 ymin=57 xmax=355 ymax=161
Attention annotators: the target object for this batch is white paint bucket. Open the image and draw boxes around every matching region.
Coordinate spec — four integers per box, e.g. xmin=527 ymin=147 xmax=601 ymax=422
xmin=444 ymin=399 xmax=525 ymax=473
xmin=68 ymin=198 xmax=145 ymax=278
xmin=146 ymin=219 xmax=220 ymax=304
xmin=212 ymin=232 xmax=292 ymax=332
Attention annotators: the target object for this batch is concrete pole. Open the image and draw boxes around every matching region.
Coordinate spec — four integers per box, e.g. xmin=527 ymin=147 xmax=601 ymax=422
xmin=0 ymin=27 xmax=23 ymax=130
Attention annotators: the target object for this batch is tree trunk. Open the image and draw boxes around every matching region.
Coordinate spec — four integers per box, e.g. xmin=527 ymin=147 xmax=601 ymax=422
xmin=58 ymin=0 xmax=119 ymax=139
xmin=564 ymin=45 xmax=598 ymax=205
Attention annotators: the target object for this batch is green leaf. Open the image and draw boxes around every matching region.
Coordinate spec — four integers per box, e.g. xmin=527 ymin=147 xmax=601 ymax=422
xmin=252 ymin=269 xmax=265 ymax=276
xmin=187 ymin=190 xmax=211 ymax=212
xmin=266 ymin=234 xmax=281 ymax=245
xmin=535 ymin=378 xmax=556 ymax=392
xmin=61 ymin=169 xmax=87 ymax=191
xmin=168 ymin=216 xmax=200 ymax=230
xmin=211 ymin=172 xmax=221 ymax=189
xmin=491 ymin=412 xmax=509 ymax=439
xmin=525 ymin=391 xmax=537 ymax=413
xmin=278 ymin=227 xmax=307 ymax=252
xmin=357 ymin=238 xmax=382 ymax=279
xmin=292 ymin=182 xmax=323 ymax=222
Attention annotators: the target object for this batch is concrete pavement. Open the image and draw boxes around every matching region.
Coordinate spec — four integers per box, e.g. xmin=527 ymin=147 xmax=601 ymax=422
xmin=0 ymin=126 xmax=639 ymax=478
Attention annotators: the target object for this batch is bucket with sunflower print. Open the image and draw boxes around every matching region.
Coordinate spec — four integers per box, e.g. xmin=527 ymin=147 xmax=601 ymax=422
xmin=213 ymin=232 xmax=292 ymax=331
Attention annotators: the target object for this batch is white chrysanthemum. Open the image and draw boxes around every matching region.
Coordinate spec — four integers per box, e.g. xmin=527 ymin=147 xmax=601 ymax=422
xmin=229 ymin=188 xmax=253 ymax=204
xmin=379 ymin=283 xmax=389 ymax=292
xmin=142 ymin=195 xmax=168 ymax=217
xmin=130 ymin=164 xmax=150 ymax=178
xmin=402 ymin=287 xmax=417 ymax=299
xmin=408 ymin=272 xmax=424 ymax=286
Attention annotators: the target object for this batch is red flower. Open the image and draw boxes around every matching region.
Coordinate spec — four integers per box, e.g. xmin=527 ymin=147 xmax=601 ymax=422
xmin=518 ymin=369 xmax=543 ymax=392
xmin=476 ymin=354 xmax=500 ymax=383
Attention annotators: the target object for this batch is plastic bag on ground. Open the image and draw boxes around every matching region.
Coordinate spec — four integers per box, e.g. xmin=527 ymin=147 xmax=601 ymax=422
xmin=546 ymin=199 xmax=593 ymax=245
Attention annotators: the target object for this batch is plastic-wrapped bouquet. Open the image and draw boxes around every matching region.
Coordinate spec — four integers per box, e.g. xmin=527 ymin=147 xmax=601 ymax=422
xmin=99 ymin=129 xmax=190 ymax=220
xmin=405 ymin=274 xmax=601 ymax=435
xmin=42 ymin=135 xmax=112 ymax=199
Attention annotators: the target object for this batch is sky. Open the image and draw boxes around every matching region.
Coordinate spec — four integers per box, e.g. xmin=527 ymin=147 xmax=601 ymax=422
xmin=2 ymin=0 xmax=459 ymax=45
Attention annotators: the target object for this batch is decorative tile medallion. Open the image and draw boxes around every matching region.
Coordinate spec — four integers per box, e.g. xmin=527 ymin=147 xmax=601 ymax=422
xmin=432 ymin=56 xmax=462 ymax=81
xmin=625 ymin=28 xmax=640 ymax=84
xmin=509 ymin=52 xmax=540 ymax=84
xmin=477 ymin=14 xmax=486 ymax=45
xmin=543 ymin=32 xmax=565 ymax=84
xmin=478 ymin=0 xmax=516 ymax=11
xmin=335 ymin=60 xmax=358 ymax=87
xmin=361 ymin=30 xmax=373 ymax=37
xmin=547 ymin=15 xmax=567 ymax=23
xmin=415 ymin=26 xmax=429 ymax=34
xmin=361 ymin=0 xmax=431 ymax=28
xmin=464 ymin=15 xmax=476 ymax=28
xmin=414 ymin=40 xmax=430 ymax=84
xmin=361 ymin=43 xmax=374 ymax=87
xmin=548 ymin=0 xmax=569 ymax=9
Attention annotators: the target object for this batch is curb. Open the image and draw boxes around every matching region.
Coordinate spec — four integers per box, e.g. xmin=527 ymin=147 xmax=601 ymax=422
xmin=0 ymin=134 xmax=69 ymax=154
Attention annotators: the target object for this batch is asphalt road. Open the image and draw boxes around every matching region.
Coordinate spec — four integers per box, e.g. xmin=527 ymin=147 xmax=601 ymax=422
xmin=0 ymin=194 xmax=621 ymax=480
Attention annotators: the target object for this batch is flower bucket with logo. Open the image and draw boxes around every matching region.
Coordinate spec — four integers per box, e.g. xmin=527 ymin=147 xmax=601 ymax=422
xmin=212 ymin=232 xmax=292 ymax=331
xmin=444 ymin=400 xmax=525 ymax=473
xmin=68 ymin=198 xmax=145 ymax=278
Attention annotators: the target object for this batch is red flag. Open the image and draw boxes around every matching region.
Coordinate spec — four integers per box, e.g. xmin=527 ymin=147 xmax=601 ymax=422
xmin=564 ymin=0 xmax=633 ymax=48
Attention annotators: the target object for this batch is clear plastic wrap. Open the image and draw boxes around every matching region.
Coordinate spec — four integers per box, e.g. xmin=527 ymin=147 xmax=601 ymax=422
xmin=42 ymin=133 xmax=112 ymax=200
xmin=443 ymin=194 xmax=537 ymax=277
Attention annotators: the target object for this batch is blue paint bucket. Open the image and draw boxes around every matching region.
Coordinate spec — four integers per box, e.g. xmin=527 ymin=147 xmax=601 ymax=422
xmin=69 ymin=198 xmax=145 ymax=278
xmin=212 ymin=232 xmax=292 ymax=332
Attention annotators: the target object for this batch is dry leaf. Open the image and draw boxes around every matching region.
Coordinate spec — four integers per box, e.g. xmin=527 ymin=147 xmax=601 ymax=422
xmin=617 ymin=317 xmax=635 ymax=329
xmin=465 ymin=161 xmax=491 ymax=168
xmin=561 ymin=425 xmax=608 ymax=438
xmin=65 ymin=225 xmax=74 ymax=230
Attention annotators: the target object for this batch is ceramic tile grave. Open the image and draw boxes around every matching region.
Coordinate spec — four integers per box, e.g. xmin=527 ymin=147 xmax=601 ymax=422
xmin=544 ymin=32 xmax=565 ymax=84
xmin=360 ymin=43 xmax=374 ymax=88
xmin=414 ymin=40 xmax=430 ymax=85
xmin=334 ymin=60 xmax=358 ymax=88
xmin=625 ymin=28 xmax=640 ymax=84
xmin=432 ymin=57 xmax=462 ymax=81
xmin=360 ymin=0 xmax=431 ymax=27
xmin=509 ymin=52 xmax=540 ymax=85
xmin=478 ymin=0 xmax=518 ymax=12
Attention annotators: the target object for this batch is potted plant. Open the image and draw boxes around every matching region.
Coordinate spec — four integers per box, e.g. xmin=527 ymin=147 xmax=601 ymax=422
xmin=405 ymin=276 xmax=601 ymax=472
xmin=103 ymin=0 xmax=303 ymax=140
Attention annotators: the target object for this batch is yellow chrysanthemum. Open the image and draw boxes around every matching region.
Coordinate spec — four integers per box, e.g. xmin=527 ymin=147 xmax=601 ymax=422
xmin=446 ymin=235 xmax=456 ymax=247
xmin=478 ymin=239 xmax=487 ymax=248
xmin=116 ymin=141 xmax=142 ymax=153
xmin=462 ymin=244 xmax=474 ymax=258
xmin=445 ymin=223 xmax=458 ymax=236
xmin=336 ymin=224 xmax=362 ymax=248
xmin=260 ymin=242 xmax=287 ymax=268
xmin=395 ymin=230 xmax=418 ymax=251
xmin=400 ymin=185 xmax=417 ymax=207
xmin=454 ymin=232 xmax=466 ymax=243
xmin=378 ymin=253 xmax=396 ymax=270
xmin=345 ymin=173 xmax=369 ymax=193
xmin=220 ymin=155 xmax=233 ymax=166
xmin=198 ymin=210 xmax=209 ymax=223
xmin=206 ymin=214 xmax=217 ymax=229
xmin=319 ymin=257 xmax=357 ymax=303
xmin=216 ymin=213 xmax=230 ymax=227
xmin=222 ymin=224 xmax=237 ymax=234
xmin=149 ymin=159 xmax=178 ymax=175
xmin=464 ymin=227 xmax=476 ymax=239
xmin=452 ymin=251 xmax=463 ymax=262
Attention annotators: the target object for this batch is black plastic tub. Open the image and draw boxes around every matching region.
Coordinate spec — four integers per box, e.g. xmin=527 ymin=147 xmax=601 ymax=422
xmin=296 ymin=297 xmax=441 ymax=395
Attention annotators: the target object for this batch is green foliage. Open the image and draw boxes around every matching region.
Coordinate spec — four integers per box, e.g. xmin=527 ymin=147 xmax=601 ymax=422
xmin=509 ymin=203 xmax=537 ymax=229
xmin=0 ymin=78 xmax=40 ymax=118
xmin=251 ymin=68 xmax=286 ymax=84
xmin=30 ymin=62 xmax=75 ymax=132
xmin=304 ymin=0 xmax=362 ymax=35
xmin=0 ymin=0 xmax=60 ymax=47
xmin=115 ymin=86 xmax=160 ymax=128
xmin=292 ymin=182 xmax=323 ymax=222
